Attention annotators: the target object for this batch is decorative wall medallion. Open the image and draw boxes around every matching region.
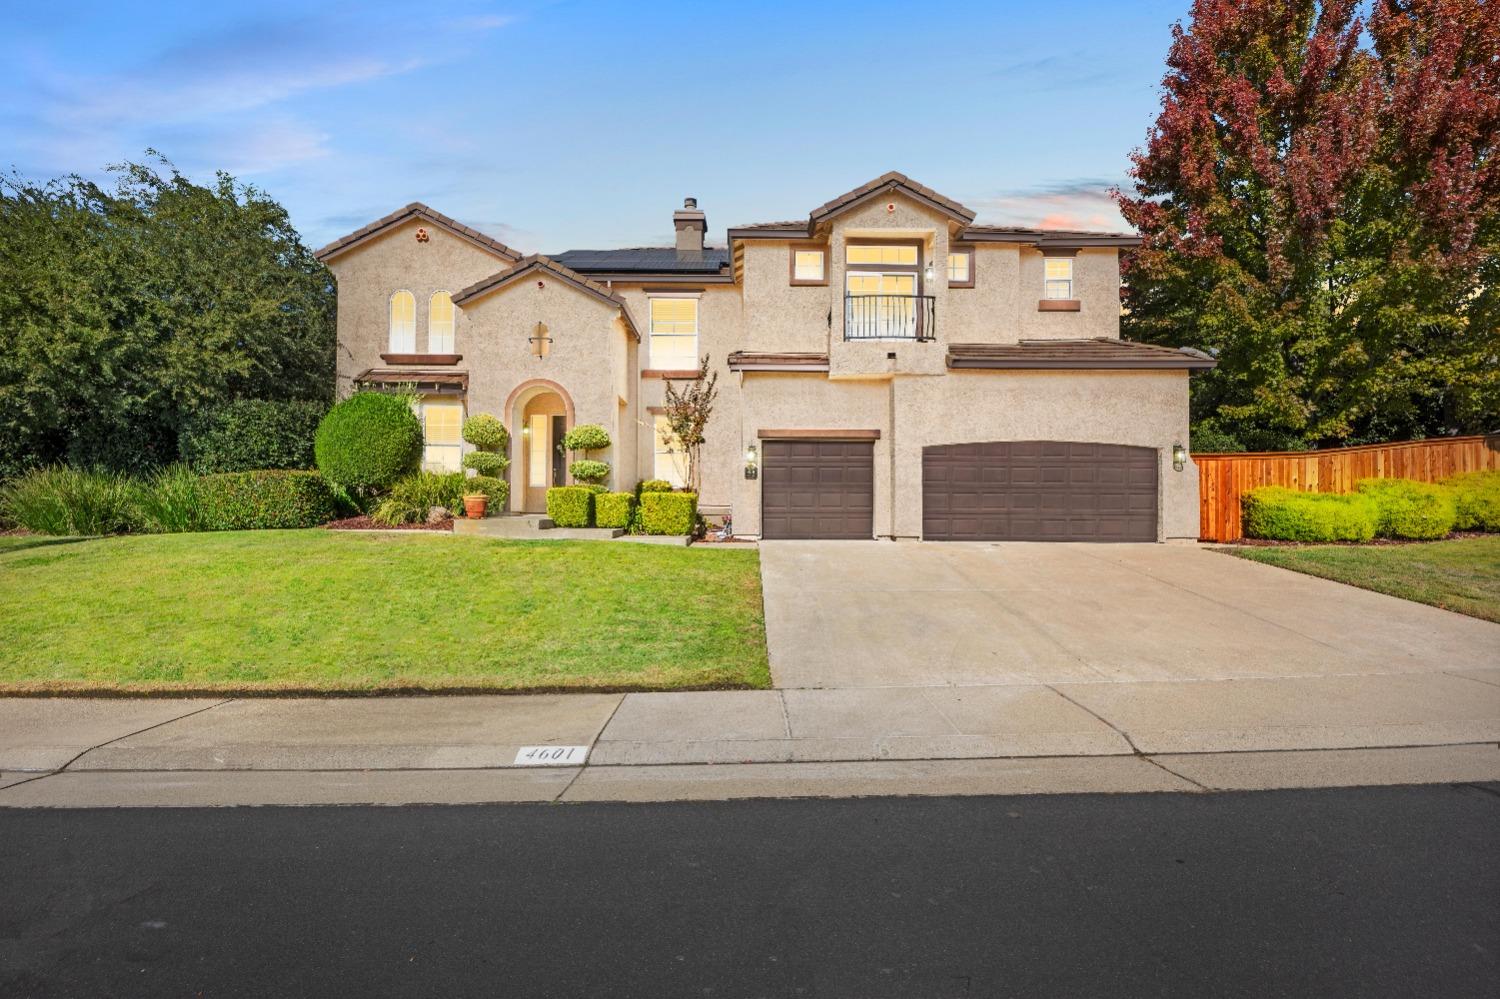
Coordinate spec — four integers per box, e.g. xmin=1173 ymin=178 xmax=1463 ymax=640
xmin=415 ymin=227 xmax=430 ymax=243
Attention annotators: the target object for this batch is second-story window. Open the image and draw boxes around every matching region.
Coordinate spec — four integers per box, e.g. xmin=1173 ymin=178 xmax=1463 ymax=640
xmin=389 ymin=290 xmax=416 ymax=352
xmin=947 ymin=249 xmax=973 ymax=288
xmin=429 ymin=291 xmax=455 ymax=353
xmin=649 ymin=297 xmax=699 ymax=369
xmin=790 ymin=246 xmax=826 ymax=285
xmin=1044 ymin=257 xmax=1074 ymax=299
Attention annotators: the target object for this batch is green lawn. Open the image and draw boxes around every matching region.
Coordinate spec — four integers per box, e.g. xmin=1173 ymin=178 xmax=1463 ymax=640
xmin=0 ymin=531 xmax=769 ymax=694
xmin=1224 ymin=536 xmax=1500 ymax=624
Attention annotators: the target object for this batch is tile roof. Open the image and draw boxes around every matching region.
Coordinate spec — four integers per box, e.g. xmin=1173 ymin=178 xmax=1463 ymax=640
xmin=451 ymin=255 xmax=641 ymax=340
xmin=809 ymin=171 xmax=977 ymax=225
xmin=314 ymin=203 xmax=522 ymax=263
xmin=947 ymin=339 xmax=1216 ymax=370
xmin=550 ymin=247 xmax=731 ymax=274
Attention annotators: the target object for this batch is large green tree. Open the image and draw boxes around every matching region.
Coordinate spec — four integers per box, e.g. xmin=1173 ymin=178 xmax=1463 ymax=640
xmin=1118 ymin=0 xmax=1498 ymax=451
xmin=0 ymin=154 xmax=333 ymax=475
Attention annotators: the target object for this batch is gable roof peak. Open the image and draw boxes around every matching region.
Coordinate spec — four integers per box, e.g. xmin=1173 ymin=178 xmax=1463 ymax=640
xmin=809 ymin=171 xmax=976 ymax=225
xmin=313 ymin=202 xmax=522 ymax=264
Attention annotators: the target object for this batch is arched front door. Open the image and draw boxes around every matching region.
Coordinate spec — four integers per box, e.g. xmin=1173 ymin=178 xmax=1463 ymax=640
xmin=520 ymin=391 xmax=568 ymax=513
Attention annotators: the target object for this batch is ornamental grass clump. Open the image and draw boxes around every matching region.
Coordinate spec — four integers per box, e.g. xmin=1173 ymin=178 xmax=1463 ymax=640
xmin=136 ymin=464 xmax=208 ymax=533
xmin=0 ymin=466 xmax=142 ymax=536
xmin=372 ymin=472 xmax=468 ymax=526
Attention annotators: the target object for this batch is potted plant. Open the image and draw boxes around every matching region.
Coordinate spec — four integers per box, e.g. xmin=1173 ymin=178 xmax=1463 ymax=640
xmin=463 ymin=491 xmax=489 ymax=519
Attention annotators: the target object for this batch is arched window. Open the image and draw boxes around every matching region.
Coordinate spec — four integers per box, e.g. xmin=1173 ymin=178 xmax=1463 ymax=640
xmin=389 ymin=291 xmax=416 ymax=352
xmin=428 ymin=291 xmax=455 ymax=354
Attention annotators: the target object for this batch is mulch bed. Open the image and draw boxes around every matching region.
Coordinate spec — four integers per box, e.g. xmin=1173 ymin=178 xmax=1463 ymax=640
xmin=325 ymin=516 xmax=453 ymax=532
xmin=1224 ymin=530 xmax=1492 ymax=549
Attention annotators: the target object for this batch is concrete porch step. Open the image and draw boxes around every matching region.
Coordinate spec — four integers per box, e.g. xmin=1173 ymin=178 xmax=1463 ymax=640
xmin=454 ymin=515 xmax=623 ymax=541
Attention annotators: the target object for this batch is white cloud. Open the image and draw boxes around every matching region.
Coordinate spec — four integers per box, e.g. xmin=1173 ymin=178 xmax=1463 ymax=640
xmin=968 ymin=180 xmax=1131 ymax=232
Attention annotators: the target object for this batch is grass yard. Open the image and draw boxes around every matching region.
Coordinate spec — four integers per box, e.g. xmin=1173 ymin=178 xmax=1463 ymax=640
xmin=0 ymin=531 xmax=769 ymax=694
xmin=1224 ymin=536 xmax=1500 ymax=624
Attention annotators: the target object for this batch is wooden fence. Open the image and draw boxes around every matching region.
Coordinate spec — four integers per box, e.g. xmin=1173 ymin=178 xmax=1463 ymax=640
xmin=1195 ymin=433 xmax=1500 ymax=542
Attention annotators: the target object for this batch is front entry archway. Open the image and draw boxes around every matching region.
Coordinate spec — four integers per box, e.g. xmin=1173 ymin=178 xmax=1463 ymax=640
xmin=506 ymin=380 xmax=577 ymax=514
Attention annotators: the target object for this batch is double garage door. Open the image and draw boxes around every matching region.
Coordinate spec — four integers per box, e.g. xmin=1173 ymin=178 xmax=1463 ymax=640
xmin=761 ymin=438 xmax=1157 ymax=542
xmin=923 ymin=441 xmax=1157 ymax=542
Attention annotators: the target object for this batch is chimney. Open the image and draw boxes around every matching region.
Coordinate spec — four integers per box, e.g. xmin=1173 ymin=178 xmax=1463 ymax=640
xmin=673 ymin=196 xmax=706 ymax=260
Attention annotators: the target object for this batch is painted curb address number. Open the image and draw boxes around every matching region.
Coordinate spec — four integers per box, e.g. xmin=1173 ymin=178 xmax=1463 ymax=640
xmin=513 ymin=745 xmax=589 ymax=766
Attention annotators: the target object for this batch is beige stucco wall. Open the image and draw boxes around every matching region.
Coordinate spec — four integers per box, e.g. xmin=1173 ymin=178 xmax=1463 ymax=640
xmin=891 ymin=370 xmax=1197 ymax=541
xmin=327 ymin=219 xmax=512 ymax=396
xmin=1014 ymin=247 xmax=1122 ymax=341
xmin=740 ymin=243 xmax=830 ymax=354
xmin=458 ymin=277 xmax=636 ymax=501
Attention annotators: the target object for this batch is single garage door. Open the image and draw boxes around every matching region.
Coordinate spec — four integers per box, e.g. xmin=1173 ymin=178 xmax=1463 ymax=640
xmin=923 ymin=441 xmax=1157 ymax=542
xmin=761 ymin=439 xmax=874 ymax=539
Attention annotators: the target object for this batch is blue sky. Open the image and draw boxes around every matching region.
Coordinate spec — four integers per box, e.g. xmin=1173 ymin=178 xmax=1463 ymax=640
xmin=2 ymin=0 xmax=1190 ymax=252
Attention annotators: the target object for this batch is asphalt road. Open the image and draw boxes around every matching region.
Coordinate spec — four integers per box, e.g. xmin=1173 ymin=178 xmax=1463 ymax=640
xmin=2 ymin=784 xmax=1496 ymax=998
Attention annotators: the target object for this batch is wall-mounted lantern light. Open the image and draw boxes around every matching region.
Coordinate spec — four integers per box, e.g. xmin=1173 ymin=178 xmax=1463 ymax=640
xmin=1172 ymin=442 xmax=1187 ymax=472
xmin=744 ymin=442 xmax=759 ymax=480
xmin=530 ymin=322 xmax=552 ymax=359
xmin=924 ymin=261 xmax=935 ymax=283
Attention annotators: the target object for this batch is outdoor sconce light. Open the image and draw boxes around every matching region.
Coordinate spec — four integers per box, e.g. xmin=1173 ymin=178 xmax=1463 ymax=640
xmin=744 ymin=442 xmax=759 ymax=480
xmin=1172 ymin=442 xmax=1187 ymax=472
xmin=924 ymin=261 xmax=935 ymax=283
xmin=529 ymin=322 xmax=552 ymax=359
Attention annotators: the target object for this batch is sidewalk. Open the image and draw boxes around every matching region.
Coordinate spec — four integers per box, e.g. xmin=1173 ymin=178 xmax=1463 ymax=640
xmin=3 ymin=669 xmax=1497 ymax=806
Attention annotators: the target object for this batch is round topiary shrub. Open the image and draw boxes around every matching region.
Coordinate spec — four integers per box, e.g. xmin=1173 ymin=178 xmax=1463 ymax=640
xmin=562 ymin=424 xmax=611 ymax=455
xmin=462 ymin=451 xmax=509 ymax=477
xmin=569 ymin=459 xmax=610 ymax=484
xmin=314 ymin=392 xmax=422 ymax=493
xmin=462 ymin=413 xmax=509 ymax=452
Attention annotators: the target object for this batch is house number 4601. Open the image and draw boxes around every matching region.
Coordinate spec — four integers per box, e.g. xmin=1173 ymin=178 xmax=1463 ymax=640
xmin=514 ymin=745 xmax=588 ymax=766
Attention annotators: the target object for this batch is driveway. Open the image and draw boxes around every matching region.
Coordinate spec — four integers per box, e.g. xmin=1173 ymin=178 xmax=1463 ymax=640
xmin=758 ymin=541 xmax=1500 ymax=688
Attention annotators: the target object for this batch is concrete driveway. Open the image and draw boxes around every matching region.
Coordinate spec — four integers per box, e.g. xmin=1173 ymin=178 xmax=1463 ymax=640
xmin=758 ymin=541 xmax=1500 ymax=688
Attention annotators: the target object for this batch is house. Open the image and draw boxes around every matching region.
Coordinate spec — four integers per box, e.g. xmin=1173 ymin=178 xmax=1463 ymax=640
xmin=314 ymin=172 xmax=1213 ymax=542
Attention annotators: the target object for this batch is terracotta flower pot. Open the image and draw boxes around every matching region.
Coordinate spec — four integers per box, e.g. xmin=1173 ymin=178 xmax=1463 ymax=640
xmin=463 ymin=494 xmax=488 ymax=519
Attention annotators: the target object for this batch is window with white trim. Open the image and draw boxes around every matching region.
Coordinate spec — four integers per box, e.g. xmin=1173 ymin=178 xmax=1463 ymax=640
xmin=428 ymin=291 xmax=454 ymax=353
xmin=649 ymin=297 xmax=699 ymax=369
xmin=792 ymin=248 xmax=825 ymax=283
xmin=653 ymin=414 xmax=687 ymax=488
xmin=389 ymin=290 xmax=416 ymax=351
xmin=1044 ymin=257 xmax=1074 ymax=299
xmin=420 ymin=397 xmax=462 ymax=472
xmin=947 ymin=251 xmax=972 ymax=285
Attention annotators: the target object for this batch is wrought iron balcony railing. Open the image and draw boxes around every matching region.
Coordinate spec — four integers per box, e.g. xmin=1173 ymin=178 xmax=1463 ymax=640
xmin=843 ymin=294 xmax=936 ymax=341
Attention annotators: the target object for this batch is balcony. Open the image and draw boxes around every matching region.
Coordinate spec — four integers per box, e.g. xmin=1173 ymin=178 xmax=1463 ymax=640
xmin=843 ymin=294 xmax=936 ymax=341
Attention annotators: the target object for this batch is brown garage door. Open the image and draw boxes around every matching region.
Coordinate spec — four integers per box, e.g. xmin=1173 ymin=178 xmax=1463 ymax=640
xmin=761 ymin=440 xmax=874 ymax=539
xmin=923 ymin=441 xmax=1157 ymax=542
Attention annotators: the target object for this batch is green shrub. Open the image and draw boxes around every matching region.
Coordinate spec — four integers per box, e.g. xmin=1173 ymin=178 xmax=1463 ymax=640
xmin=637 ymin=479 xmax=674 ymax=494
xmin=371 ymin=472 xmax=467 ymax=526
xmin=547 ymin=486 xmax=594 ymax=527
xmin=641 ymin=491 xmax=697 ymax=535
xmin=595 ymin=491 xmax=634 ymax=529
xmin=462 ymin=413 xmax=509 ymax=451
xmin=198 ymin=471 xmax=337 ymax=530
xmin=562 ymin=424 xmax=610 ymax=454
xmin=136 ymin=465 xmax=208 ymax=533
xmin=461 ymin=451 xmax=508 ymax=477
xmin=1355 ymin=478 xmax=1457 ymax=540
xmin=1445 ymin=471 xmax=1500 ymax=532
xmin=314 ymin=392 xmax=422 ymax=493
xmin=1241 ymin=487 xmax=1378 ymax=542
xmin=569 ymin=459 xmax=610 ymax=484
xmin=464 ymin=475 xmax=509 ymax=509
xmin=0 ymin=466 xmax=142 ymax=536
xmin=179 ymin=399 xmax=326 ymax=473
xmin=1188 ymin=426 xmax=1244 ymax=453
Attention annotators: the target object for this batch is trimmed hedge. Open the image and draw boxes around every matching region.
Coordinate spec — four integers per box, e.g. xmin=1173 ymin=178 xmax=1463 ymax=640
xmin=179 ymin=399 xmax=326 ymax=473
xmin=1356 ymin=478 xmax=1457 ymax=540
xmin=547 ymin=486 xmax=595 ymax=527
xmin=637 ymin=479 xmax=674 ymax=494
xmin=464 ymin=475 xmax=509 ymax=509
xmin=462 ymin=451 xmax=508 ymax=477
xmin=198 ymin=471 xmax=336 ymax=530
xmin=314 ymin=392 xmax=422 ymax=492
xmin=641 ymin=491 xmax=697 ymax=536
xmin=1241 ymin=487 xmax=1377 ymax=542
xmin=595 ymin=491 xmax=634 ymax=529
xmin=372 ymin=472 xmax=467 ymax=526
xmin=1446 ymin=471 xmax=1500 ymax=532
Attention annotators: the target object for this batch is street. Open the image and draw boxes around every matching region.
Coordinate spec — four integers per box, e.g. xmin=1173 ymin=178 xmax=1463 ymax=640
xmin=2 ymin=784 xmax=1496 ymax=997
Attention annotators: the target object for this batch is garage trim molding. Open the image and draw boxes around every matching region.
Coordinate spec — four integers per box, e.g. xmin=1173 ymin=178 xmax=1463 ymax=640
xmin=758 ymin=428 xmax=881 ymax=441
